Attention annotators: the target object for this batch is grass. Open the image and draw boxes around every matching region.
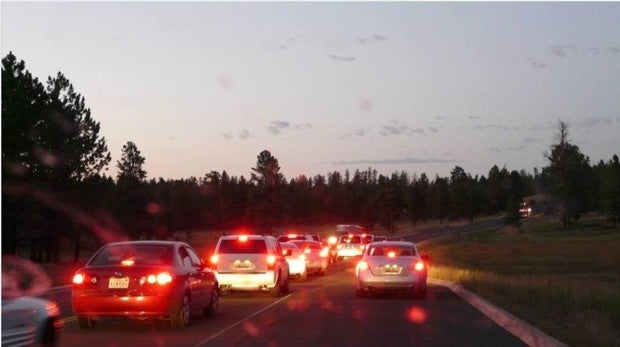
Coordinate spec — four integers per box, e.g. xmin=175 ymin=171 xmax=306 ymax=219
xmin=418 ymin=214 xmax=620 ymax=347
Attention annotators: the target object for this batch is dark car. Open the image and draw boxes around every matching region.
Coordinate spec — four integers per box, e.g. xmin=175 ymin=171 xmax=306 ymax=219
xmin=71 ymin=240 xmax=219 ymax=328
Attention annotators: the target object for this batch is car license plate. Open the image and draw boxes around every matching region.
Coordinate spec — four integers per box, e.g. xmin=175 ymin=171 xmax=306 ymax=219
xmin=108 ymin=277 xmax=129 ymax=289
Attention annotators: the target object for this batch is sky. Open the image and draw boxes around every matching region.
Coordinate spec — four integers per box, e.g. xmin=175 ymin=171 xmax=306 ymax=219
xmin=2 ymin=2 xmax=619 ymax=181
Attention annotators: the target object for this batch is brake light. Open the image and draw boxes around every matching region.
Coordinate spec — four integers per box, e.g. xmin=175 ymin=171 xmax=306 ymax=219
xmin=328 ymin=236 xmax=337 ymax=245
xmin=288 ymin=233 xmax=297 ymax=238
xmin=413 ymin=261 xmax=425 ymax=271
xmin=319 ymin=247 xmax=329 ymax=257
xmin=388 ymin=251 xmax=396 ymax=258
xmin=304 ymin=248 xmax=311 ymax=254
xmin=210 ymin=254 xmax=219 ymax=264
xmin=238 ymin=235 xmax=248 ymax=242
xmin=267 ymin=255 xmax=277 ymax=270
xmin=72 ymin=273 xmax=85 ymax=285
xmin=356 ymin=260 xmax=369 ymax=271
xmin=146 ymin=272 xmax=173 ymax=285
xmin=121 ymin=259 xmax=135 ymax=266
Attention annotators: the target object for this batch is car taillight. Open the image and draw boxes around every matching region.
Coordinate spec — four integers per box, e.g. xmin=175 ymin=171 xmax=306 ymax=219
xmin=210 ymin=254 xmax=219 ymax=264
xmin=356 ymin=260 xmax=369 ymax=271
xmin=328 ymin=236 xmax=337 ymax=245
xmin=304 ymin=248 xmax=311 ymax=254
xmin=72 ymin=273 xmax=85 ymax=285
xmin=413 ymin=261 xmax=425 ymax=271
xmin=267 ymin=255 xmax=277 ymax=270
xmin=146 ymin=272 xmax=173 ymax=285
xmin=319 ymin=247 xmax=329 ymax=257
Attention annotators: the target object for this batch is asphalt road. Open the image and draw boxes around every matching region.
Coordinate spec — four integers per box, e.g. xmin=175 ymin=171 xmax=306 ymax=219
xmin=43 ymin=218 xmax=527 ymax=347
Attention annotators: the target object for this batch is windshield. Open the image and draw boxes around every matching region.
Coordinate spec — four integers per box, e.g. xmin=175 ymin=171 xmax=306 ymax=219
xmin=217 ymin=239 xmax=267 ymax=254
xmin=90 ymin=245 xmax=173 ymax=266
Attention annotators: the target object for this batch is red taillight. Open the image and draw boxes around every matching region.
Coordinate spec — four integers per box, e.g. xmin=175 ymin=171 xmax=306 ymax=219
xmin=304 ymin=248 xmax=311 ymax=254
xmin=72 ymin=273 xmax=85 ymax=285
xmin=210 ymin=254 xmax=219 ymax=264
xmin=356 ymin=260 xmax=369 ymax=271
xmin=145 ymin=272 xmax=173 ymax=285
xmin=238 ymin=235 xmax=248 ymax=242
xmin=413 ymin=261 xmax=425 ymax=271
xmin=319 ymin=247 xmax=329 ymax=257
xmin=267 ymin=255 xmax=277 ymax=270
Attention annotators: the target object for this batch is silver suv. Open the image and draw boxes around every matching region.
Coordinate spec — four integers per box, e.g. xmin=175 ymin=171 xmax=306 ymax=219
xmin=210 ymin=235 xmax=290 ymax=297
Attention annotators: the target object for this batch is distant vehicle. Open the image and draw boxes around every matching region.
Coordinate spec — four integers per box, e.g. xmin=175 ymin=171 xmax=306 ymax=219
xmin=72 ymin=240 xmax=219 ymax=328
xmin=1 ymin=296 xmax=63 ymax=346
xmin=277 ymin=234 xmax=315 ymax=243
xmin=373 ymin=235 xmax=388 ymax=242
xmin=336 ymin=234 xmax=368 ymax=260
xmin=355 ymin=241 xmax=428 ymax=298
xmin=519 ymin=202 xmax=532 ymax=218
xmin=280 ymin=242 xmax=308 ymax=281
xmin=290 ymin=240 xmax=329 ymax=275
xmin=210 ymin=235 xmax=290 ymax=297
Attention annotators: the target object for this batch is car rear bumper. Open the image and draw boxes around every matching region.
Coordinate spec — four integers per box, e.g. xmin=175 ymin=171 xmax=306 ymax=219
xmin=356 ymin=271 xmax=425 ymax=291
xmin=215 ymin=272 xmax=277 ymax=290
xmin=72 ymin=292 xmax=176 ymax=318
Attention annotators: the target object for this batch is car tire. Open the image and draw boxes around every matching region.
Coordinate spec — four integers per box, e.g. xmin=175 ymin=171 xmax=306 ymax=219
xmin=40 ymin=319 xmax=57 ymax=346
xmin=77 ymin=315 xmax=96 ymax=329
xmin=270 ymin=272 xmax=282 ymax=297
xmin=171 ymin=293 xmax=191 ymax=328
xmin=282 ymin=277 xmax=290 ymax=294
xmin=203 ymin=287 xmax=219 ymax=318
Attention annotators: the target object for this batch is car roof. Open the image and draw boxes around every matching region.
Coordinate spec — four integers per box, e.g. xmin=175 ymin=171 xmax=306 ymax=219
xmin=104 ymin=240 xmax=188 ymax=247
xmin=367 ymin=240 xmax=415 ymax=247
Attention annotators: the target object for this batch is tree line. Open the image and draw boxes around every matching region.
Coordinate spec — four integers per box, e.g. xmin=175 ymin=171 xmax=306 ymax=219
xmin=3 ymin=52 xmax=619 ymax=263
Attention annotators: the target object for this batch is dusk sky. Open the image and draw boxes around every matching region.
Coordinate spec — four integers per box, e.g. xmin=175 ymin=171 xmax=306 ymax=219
xmin=2 ymin=2 xmax=619 ymax=181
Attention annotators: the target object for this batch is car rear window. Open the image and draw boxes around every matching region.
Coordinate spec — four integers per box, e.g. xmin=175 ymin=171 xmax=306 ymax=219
xmin=90 ymin=245 xmax=173 ymax=266
xmin=217 ymin=239 xmax=267 ymax=254
xmin=339 ymin=235 xmax=362 ymax=244
xmin=368 ymin=245 xmax=416 ymax=257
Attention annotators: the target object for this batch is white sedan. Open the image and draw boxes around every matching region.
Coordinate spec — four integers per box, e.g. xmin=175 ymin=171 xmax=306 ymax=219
xmin=355 ymin=241 xmax=428 ymax=298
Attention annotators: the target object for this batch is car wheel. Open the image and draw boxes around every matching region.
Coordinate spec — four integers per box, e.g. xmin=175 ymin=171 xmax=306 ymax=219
xmin=171 ymin=293 xmax=191 ymax=328
xmin=282 ymin=277 xmax=290 ymax=294
xmin=270 ymin=272 xmax=282 ymax=297
xmin=40 ymin=319 xmax=57 ymax=346
xmin=204 ymin=287 xmax=219 ymax=318
xmin=77 ymin=315 xmax=96 ymax=329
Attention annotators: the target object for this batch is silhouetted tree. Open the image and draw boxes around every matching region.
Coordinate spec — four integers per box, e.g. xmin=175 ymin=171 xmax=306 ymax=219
xmin=117 ymin=141 xmax=147 ymax=183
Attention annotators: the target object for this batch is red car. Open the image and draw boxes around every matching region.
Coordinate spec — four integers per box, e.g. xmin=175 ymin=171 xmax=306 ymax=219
xmin=72 ymin=240 xmax=219 ymax=328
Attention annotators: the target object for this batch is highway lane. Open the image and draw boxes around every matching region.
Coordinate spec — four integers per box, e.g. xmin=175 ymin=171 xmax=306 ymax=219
xmin=47 ymin=218 xmax=526 ymax=346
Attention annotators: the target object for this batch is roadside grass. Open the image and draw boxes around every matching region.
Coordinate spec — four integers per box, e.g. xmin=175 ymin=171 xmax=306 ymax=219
xmin=418 ymin=214 xmax=620 ymax=347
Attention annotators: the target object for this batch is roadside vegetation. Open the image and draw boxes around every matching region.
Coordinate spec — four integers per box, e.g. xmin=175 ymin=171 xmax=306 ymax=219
xmin=418 ymin=214 xmax=620 ymax=346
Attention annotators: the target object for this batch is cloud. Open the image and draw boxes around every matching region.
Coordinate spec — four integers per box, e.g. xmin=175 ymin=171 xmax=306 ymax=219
xmin=607 ymin=47 xmax=620 ymax=55
xmin=472 ymin=124 xmax=519 ymax=131
xmin=333 ymin=157 xmax=456 ymax=165
xmin=529 ymin=123 xmax=555 ymax=131
xmin=217 ymin=74 xmax=233 ymax=89
xmin=507 ymin=145 xmax=527 ymax=151
xmin=551 ymin=44 xmax=577 ymax=58
xmin=341 ymin=128 xmax=371 ymax=140
xmin=359 ymin=98 xmax=373 ymax=111
xmin=293 ymin=123 xmax=312 ymax=130
xmin=268 ymin=121 xmax=290 ymax=135
xmin=469 ymin=116 xmax=481 ymax=120
xmin=577 ymin=117 xmax=613 ymax=129
xmin=526 ymin=57 xmax=547 ymax=69
xmin=224 ymin=130 xmax=251 ymax=140
xmin=488 ymin=147 xmax=502 ymax=153
xmin=239 ymin=129 xmax=250 ymax=139
xmin=520 ymin=137 xmax=539 ymax=144
xmin=357 ymin=34 xmax=388 ymax=45
xmin=428 ymin=127 xmax=439 ymax=134
xmin=380 ymin=125 xmax=406 ymax=136
xmin=328 ymin=54 xmax=355 ymax=62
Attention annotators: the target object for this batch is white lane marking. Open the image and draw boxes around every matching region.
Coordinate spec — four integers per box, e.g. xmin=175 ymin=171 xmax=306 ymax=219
xmin=63 ymin=316 xmax=77 ymax=324
xmin=193 ymin=293 xmax=293 ymax=346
